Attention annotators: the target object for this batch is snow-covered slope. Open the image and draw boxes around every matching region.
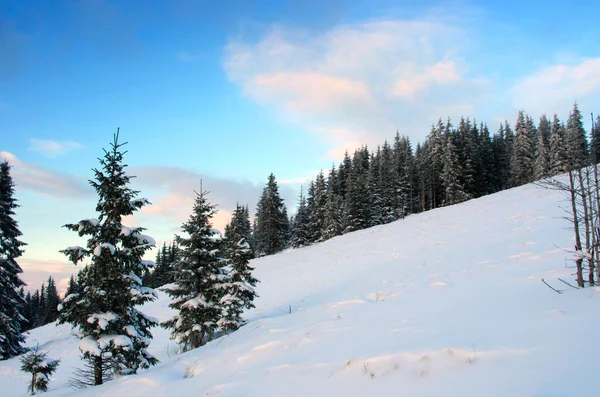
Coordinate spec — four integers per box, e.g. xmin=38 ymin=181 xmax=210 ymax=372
xmin=3 ymin=182 xmax=600 ymax=397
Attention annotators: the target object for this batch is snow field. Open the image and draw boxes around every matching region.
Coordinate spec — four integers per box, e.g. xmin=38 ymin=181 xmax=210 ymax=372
xmin=2 ymin=182 xmax=599 ymax=396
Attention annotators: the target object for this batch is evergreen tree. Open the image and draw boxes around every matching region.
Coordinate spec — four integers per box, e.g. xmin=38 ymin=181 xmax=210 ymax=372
xmin=565 ymin=102 xmax=589 ymax=169
xmin=0 ymin=160 xmax=27 ymax=360
xmin=366 ymin=149 xmax=383 ymax=227
xmin=393 ymin=133 xmax=414 ymax=216
xmin=510 ymin=111 xmax=534 ymax=186
xmin=20 ymin=345 xmax=60 ymax=395
xmin=224 ymin=204 xmax=253 ymax=257
xmin=65 ymin=275 xmax=80 ymax=297
xmin=217 ymin=236 xmax=258 ymax=332
xmin=58 ymin=132 xmax=158 ymax=384
xmin=590 ymin=114 xmax=600 ymax=164
xmin=43 ymin=277 xmax=60 ymax=324
xmin=342 ymin=170 xmax=370 ymax=233
xmin=162 ymin=190 xmax=225 ymax=352
xmin=549 ymin=114 xmax=569 ymax=175
xmin=253 ymin=174 xmax=289 ymax=256
xmin=534 ymin=115 xmax=551 ymax=180
xmin=307 ymin=171 xmax=328 ymax=242
xmin=290 ymin=188 xmax=310 ymax=248
xmin=441 ymin=135 xmax=470 ymax=205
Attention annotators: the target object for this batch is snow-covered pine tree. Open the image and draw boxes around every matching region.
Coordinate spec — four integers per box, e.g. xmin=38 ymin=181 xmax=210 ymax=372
xmin=224 ymin=204 xmax=253 ymax=257
xmin=590 ymin=115 xmax=600 ymax=165
xmin=441 ymin=135 xmax=470 ymax=206
xmin=393 ymin=133 xmax=414 ymax=217
xmin=0 ymin=160 xmax=27 ymax=360
xmin=367 ymin=148 xmax=384 ymax=227
xmin=161 ymin=189 xmax=225 ymax=352
xmin=43 ymin=276 xmax=60 ymax=324
xmin=20 ymin=345 xmax=61 ymax=395
xmin=565 ymin=102 xmax=589 ymax=170
xmin=290 ymin=188 xmax=310 ymax=248
xmin=510 ymin=111 xmax=534 ymax=186
xmin=218 ymin=209 xmax=259 ymax=331
xmin=253 ymin=174 xmax=289 ymax=256
xmin=58 ymin=132 xmax=158 ymax=385
xmin=427 ymin=120 xmax=445 ymax=209
xmin=534 ymin=115 xmax=551 ymax=180
xmin=307 ymin=171 xmax=327 ymax=242
xmin=65 ymin=275 xmax=80 ymax=297
xmin=549 ymin=114 xmax=569 ymax=175
xmin=321 ymin=166 xmax=343 ymax=241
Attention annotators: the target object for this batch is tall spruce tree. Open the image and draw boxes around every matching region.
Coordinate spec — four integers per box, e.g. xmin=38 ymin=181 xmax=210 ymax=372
xmin=590 ymin=114 xmax=600 ymax=164
xmin=441 ymin=135 xmax=470 ymax=205
xmin=224 ymin=204 xmax=253 ymax=258
xmin=565 ymin=102 xmax=589 ymax=169
xmin=549 ymin=114 xmax=569 ymax=175
xmin=510 ymin=111 xmax=534 ymax=186
xmin=291 ymin=188 xmax=310 ymax=248
xmin=0 ymin=160 xmax=27 ymax=360
xmin=43 ymin=276 xmax=60 ymax=324
xmin=253 ymin=174 xmax=289 ymax=256
xmin=162 ymin=189 xmax=225 ymax=352
xmin=534 ymin=115 xmax=551 ymax=180
xmin=58 ymin=132 xmax=158 ymax=384
xmin=219 ymin=211 xmax=258 ymax=331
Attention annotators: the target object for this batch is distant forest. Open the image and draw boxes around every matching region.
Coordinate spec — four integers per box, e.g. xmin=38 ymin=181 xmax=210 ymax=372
xmin=144 ymin=103 xmax=599 ymax=289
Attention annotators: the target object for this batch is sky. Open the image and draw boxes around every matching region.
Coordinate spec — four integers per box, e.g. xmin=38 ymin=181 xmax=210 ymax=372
xmin=1 ymin=0 xmax=599 ymax=293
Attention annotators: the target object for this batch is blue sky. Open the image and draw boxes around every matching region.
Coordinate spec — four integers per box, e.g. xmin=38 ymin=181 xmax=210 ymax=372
xmin=1 ymin=0 xmax=599 ymax=292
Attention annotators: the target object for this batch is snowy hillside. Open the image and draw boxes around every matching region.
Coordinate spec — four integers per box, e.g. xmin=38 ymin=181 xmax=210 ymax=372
xmin=2 ymin=181 xmax=600 ymax=397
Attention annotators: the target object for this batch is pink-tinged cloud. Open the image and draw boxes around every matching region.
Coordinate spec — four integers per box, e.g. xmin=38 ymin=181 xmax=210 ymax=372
xmin=250 ymin=72 xmax=372 ymax=114
xmin=19 ymin=258 xmax=76 ymax=296
xmin=129 ymin=166 xmax=298 ymax=231
xmin=392 ymin=60 xmax=462 ymax=100
xmin=224 ymin=19 xmax=489 ymax=159
xmin=510 ymin=58 xmax=600 ymax=116
xmin=0 ymin=151 xmax=91 ymax=199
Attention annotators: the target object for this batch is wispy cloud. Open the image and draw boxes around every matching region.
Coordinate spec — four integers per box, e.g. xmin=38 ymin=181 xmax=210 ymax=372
xmin=0 ymin=151 xmax=91 ymax=199
xmin=130 ymin=166 xmax=298 ymax=231
xmin=510 ymin=58 xmax=600 ymax=117
xmin=224 ymin=19 xmax=489 ymax=159
xmin=176 ymin=50 xmax=197 ymax=62
xmin=28 ymin=138 xmax=83 ymax=158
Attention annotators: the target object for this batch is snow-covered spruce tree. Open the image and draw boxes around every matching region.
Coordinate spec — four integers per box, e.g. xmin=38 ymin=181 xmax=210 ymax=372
xmin=161 ymin=189 xmax=225 ymax=352
xmin=219 ymin=212 xmax=259 ymax=331
xmin=58 ymin=132 xmax=158 ymax=385
xmin=510 ymin=111 xmax=534 ymax=187
xmin=20 ymin=345 xmax=60 ymax=395
xmin=441 ymin=135 xmax=470 ymax=206
xmin=0 ymin=160 xmax=27 ymax=360
xmin=224 ymin=204 xmax=253 ymax=258
xmin=253 ymin=174 xmax=289 ymax=256
xmin=565 ymin=102 xmax=589 ymax=170
xmin=290 ymin=188 xmax=310 ymax=248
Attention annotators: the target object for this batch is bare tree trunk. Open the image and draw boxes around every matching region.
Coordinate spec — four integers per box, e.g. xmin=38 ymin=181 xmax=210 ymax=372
xmin=576 ymin=169 xmax=593 ymax=285
xmin=584 ymin=167 xmax=596 ymax=285
xmin=568 ymin=171 xmax=585 ymax=287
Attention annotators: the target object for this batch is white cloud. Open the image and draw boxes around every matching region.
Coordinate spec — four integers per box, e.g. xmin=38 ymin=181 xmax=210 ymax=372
xmin=28 ymin=138 xmax=83 ymax=158
xmin=0 ymin=151 xmax=91 ymax=198
xmin=224 ymin=19 xmax=489 ymax=159
xmin=510 ymin=58 xmax=600 ymax=118
xmin=130 ymin=166 xmax=299 ymax=231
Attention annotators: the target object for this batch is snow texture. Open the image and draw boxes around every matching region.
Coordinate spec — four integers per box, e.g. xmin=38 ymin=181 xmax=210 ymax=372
xmin=2 ymin=181 xmax=600 ymax=397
